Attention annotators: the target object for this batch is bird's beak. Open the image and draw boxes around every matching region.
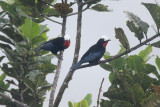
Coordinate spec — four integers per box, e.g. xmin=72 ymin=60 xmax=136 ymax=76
xmin=107 ymin=39 xmax=111 ymax=41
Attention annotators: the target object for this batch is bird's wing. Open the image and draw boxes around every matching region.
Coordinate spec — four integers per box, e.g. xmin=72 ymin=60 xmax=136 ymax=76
xmin=81 ymin=44 xmax=98 ymax=59
xmin=82 ymin=51 xmax=104 ymax=62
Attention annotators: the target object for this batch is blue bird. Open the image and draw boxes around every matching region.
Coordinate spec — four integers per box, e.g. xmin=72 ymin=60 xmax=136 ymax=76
xmin=35 ymin=35 xmax=70 ymax=55
xmin=71 ymin=35 xmax=110 ymax=71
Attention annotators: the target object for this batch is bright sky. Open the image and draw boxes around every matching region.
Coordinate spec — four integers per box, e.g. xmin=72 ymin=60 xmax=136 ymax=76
xmin=0 ymin=0 xmax=160 ymax=107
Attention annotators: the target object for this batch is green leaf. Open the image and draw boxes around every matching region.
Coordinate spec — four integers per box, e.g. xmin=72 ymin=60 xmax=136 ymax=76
xmin=0 ymin=35 xmax=14 ymax=45
xmin=151 ymin=40 xmax=160 ymax=48
xmin=110 ymin=57 xmax=125 ymax=69
xmin=138 ymin=46 xmax=152 ymax=62
xmin=112 ymin=100 xmax=133 ymax=107
xmin=21 ymin=19 xmax=40 ymax=40
xmin=142 ymin=3 xmax=160 ymax=28
xmin=84 ymin=94 xmax=92 ymax=107
xmin=141 ymin=94 xmax=160 ymax=107
xmin=127 ymin=55 xmax=144 ymax=73
xmin=75 ymin=99 xmax=88 ymax=107
xmin=156 ymin=56 xmax=160 ymax=71
xmin=144 ymin=64 xmax=159 ymax=78
xmin=130 ymin=84 xmax=145 ymax=105
xmin=34 ymin=74 xmax=45 ymax=87
xmin=1 ymin=27 xmax=23 ymax=42
xmin=100 ymin=100 xmax=114 ymax=107
xmin=118 ymin=45 xmax=126 ymax=54
xmin=0 ymin=43 xmax=12 ymax=50
xmin=109 ymin=72 xmax=116 ymax=83
xmin=68 ymin=101 xmax=73 ymax=107
xmin=100 ymin=63 xmax=113 ymax=72
xmin=126 ymin=20 xmax=144 ymax=42
xmin=1 ymin=64 xmax=17 ymax=78
xmin=103 ymin=51 xmax=111 ymax=59
xmin=0 ymin=56 xmax=5 ymax=62
xmin=36 ymin=54 xmax=54 ymax=62
xmin=125 ymin=11 xmax=149 ymax=35
xmin=115 ymin=28 xmax=130 ymax=50
xmin=133 ymin=73 xmax=152 ymax=91
xmin=91 ymin=4 xmax=110 ymax=12
xmin=22 ymin=78 xmax=36 ymax=93
xmin=0 ymin=73 xmax=6 ymax=81
xmin=38 ymin=84 xmax=52 ymax=93
xmin=0 ymin=1 xmax=10 ymax=11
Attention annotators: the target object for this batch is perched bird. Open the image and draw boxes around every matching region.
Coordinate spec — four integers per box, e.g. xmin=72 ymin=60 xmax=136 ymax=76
xmin=35 ymin=35 xmax=70 ymax=55
xmin=71 ymin=35 xmax=110 ymax=71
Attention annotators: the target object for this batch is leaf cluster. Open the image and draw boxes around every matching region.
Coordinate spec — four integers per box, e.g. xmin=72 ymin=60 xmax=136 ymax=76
xmin=68 ymin=94 xmax=92 ymax=107
xmin=100 ymin=45 xmax=160 ymax=107
xmin=0 ymin=1 xmax=57 ymax=106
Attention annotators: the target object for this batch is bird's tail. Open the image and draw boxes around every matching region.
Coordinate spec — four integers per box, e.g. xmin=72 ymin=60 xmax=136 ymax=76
xmin=70 ymin=60 xmax=83 ymax=71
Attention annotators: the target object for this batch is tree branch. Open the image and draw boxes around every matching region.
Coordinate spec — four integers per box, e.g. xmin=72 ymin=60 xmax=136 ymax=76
xmin=52 ymin=33 xmax=160 ymax=107
xmin=49 ymin=16 xmax=67 ymax=107
xmin=0 ymin=92 xmax=28 ymax=107
xmin=53 ymin=0 xmax=83 ymax=106
xmin=0 ymin=87 xmax=18 ymax=96
xmin=41 ymin=13 xmax=62 ymax=25
xmin=67 ymin=5 xmax=90 ymax=17
xmin=97 ymin=78 xmax=104 ymax=107
xmin=78 ymin=33 xmax=160 ymax=69
xmin=40 ymin=0 xmax=54 ymax=7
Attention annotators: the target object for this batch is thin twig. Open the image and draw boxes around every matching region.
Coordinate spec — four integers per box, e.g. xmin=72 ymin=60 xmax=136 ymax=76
xmin=67 ymin=5 xmax=90 ymax=17
xmin=41 ymin=13 xmax=62 ymax=25
xmin=52 ymin=33 xmax=160 ymax=107
xmin=53 ymin=0 xmax=83 ymax=106
xmin=0 ymin=92 xmax=28 ymax=107
xmin=41 ymin=0 xmax=54 ymax=7
xmin=97 ymin=78 xmax=104 ymax=107
xmin=49 ymin=16 xmax=67 ymax=107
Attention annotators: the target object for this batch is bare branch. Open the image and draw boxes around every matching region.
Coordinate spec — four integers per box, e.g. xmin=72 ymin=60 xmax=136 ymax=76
xmin=0 ymin=92 xmax=28 ymax=107
xmin=97 ymin=78 xmax=104 ymax=107
xmin=49 ymin=16 xmax=67 ymax=107
xmin=78 ymin=33 xmax=160 ymax=69
xmin=53 ymin=1 xmax=83 ymax=106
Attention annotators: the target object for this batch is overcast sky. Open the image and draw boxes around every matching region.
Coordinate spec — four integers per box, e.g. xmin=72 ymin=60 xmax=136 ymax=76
xmin=1 ymin=0 xmax=160 ymax=107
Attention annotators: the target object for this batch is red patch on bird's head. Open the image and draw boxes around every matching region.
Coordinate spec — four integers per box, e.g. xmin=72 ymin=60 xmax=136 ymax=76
xmin=103 ymin=41 xmax=109 ymax=48
xmin=64 ymin=41 xmax=70 ymax=49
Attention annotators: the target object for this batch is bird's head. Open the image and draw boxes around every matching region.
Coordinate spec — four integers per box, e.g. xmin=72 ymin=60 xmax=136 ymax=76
xmin=63 ymin=34 xmax=70 ymax=49
xmin=97 ymin=35 xmax=111 ymax=48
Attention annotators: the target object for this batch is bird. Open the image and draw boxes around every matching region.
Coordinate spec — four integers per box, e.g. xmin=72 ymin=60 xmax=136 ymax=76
xmin=70 ymin=35 xmax=110 ymax=71
xmin=35 ymin=35 xmax=70 ymax=55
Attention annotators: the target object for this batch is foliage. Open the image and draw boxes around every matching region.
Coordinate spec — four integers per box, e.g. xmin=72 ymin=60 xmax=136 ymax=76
xmin=68 ymin=94 xmax=92 ymax=107
xmin=91 ymin=4 xmax=110 ymax=12
xmin=115 ymin=27 xmax=130 ymax=50
xmin=0 ymin=1 xmax=57 ymax=106
xmin=100 ymin=4 xmax=160 ymax=106
xmin=100 ymin=46 xmax=160 ymax=107
xmin=142 ymin=3 xmax=160 ymax=29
